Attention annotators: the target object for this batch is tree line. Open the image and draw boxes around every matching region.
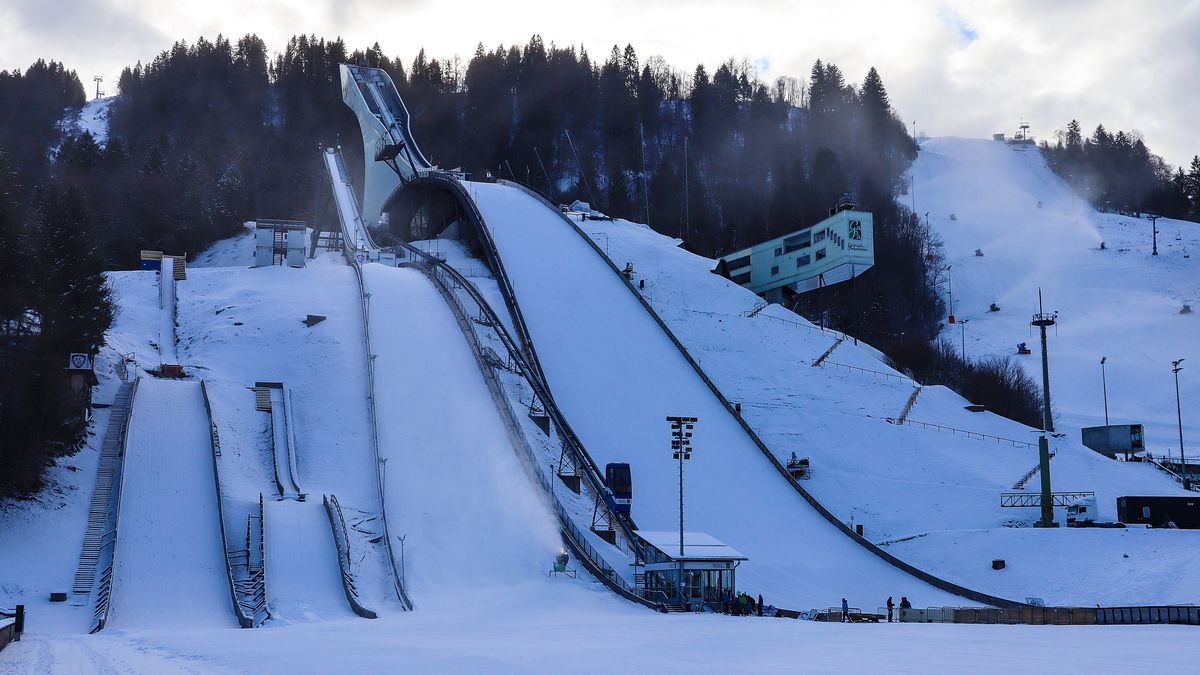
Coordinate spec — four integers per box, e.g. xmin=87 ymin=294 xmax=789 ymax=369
xmin=1042 ymin=120 xmax=1200 ymax=221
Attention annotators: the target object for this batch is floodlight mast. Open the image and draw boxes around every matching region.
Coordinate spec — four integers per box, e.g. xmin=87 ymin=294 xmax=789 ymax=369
xmin=667 ymin=416 xmax=698 ymax=558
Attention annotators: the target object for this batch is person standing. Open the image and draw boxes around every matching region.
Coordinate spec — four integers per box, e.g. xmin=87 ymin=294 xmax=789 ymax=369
xmin=841 ymin=597 xmax=849 ymax=623
xmin=757 ymin=594 xmax=764 ymax=617
xmin=886 ymin=596 xmax=894 ymax=623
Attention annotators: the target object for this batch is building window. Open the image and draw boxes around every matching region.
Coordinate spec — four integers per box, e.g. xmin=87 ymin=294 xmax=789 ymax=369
xmin=814 ymin=230 xmax=826 ymax=243
xmin=725 ymin=254 xmax=751 ymax=270
xmin=783 ymin=233 xmax=811 ymax=253
xmin=771 ymin=266 xmax=779 ymax=275
xmin=774 ymin=247 xmax=784 ymax=257
xmin=731 ymin=271 xmax=751 ymax=284
xmin=796 ymin=255 xmax=810 ymax=267
xmin=815 ymin=249 xmax=827 ymax=261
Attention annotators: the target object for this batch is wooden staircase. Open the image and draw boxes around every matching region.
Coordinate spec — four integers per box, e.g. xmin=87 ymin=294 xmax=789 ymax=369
xmin=72 ymin=381 xmax=136 ymax=603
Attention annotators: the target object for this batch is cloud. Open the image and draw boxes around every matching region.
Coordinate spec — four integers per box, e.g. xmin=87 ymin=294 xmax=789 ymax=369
xmin=939 ymin=6 xmax=979 ymax=46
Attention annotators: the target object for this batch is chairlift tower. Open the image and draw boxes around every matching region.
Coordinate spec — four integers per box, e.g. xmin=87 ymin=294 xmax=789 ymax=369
xmin=1031 ymin=289 xmax=1059 ymax=527
xmin=93 ymin=76 xmax=103 ymax=100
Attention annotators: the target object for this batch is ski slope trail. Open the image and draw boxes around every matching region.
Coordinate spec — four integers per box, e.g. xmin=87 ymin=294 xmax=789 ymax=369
xmin=363 ymin=264 xmax=562 ymax=607
xmin=264 ymin=500 xmax=355 ymax=622
xmin=108 ymin=378 xmax=236 ymax=629
xmin=910 ymin=138 xmax=1198 ymax=452
xmin=464 ymin=181 xmax=964 ymax=610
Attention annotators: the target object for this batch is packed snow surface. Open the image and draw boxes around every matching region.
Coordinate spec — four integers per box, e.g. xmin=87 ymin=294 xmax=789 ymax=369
xmin=264 ymin=500 xmax=354 ymax=622
xmin=363 ymin=264 xmax=561 ymax=605
xmin=466 ymin=180 xmax=963 ymax=610
xmin=108 ymin=378 xmax=236 ymax=629
xmin=909 ymin=138 xmax=1198 ymax=454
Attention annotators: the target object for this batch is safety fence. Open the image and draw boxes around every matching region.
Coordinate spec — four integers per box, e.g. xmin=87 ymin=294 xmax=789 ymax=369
xmin=893 ymin=605 xmax=1200 ymax=626
xmin=897 ymin=418 xmax=1036 ymax=449
xmin=814 ymin=358 xmax=913 ymax=385
xmin=0 ymin=608 xmax=22 ymax=652
xmin=324 ymin=494 xmax=378 ymax=619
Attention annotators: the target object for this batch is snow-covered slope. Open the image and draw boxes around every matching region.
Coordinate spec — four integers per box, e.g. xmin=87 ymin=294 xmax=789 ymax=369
xmin=910 ymin=138 xmax=1198 ymax=455
xmin=562 ymin=198 xmax=1197 ymax=605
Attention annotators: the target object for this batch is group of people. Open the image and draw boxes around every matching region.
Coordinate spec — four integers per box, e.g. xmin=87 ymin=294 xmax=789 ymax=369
xmin=721 ymin=591 xmax=766 ymax=617
xmin=839 ymin=595 xmax=911 ymax=623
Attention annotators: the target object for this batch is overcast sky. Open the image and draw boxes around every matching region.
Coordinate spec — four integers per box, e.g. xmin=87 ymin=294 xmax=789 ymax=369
xmin=3 ymin=0 xmax=1197 ymax=168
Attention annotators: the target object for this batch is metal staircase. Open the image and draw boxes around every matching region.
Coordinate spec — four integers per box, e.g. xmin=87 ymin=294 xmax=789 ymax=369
xmin=896 ymin=386 xmax=923 ymax=425
xmin=1011 ymin=450 xmax=1057 ymax=490
xmin=73 ymin=381 xmax=136 ymax=604
xmin=811 ymin=335 xmax=847 ymax=367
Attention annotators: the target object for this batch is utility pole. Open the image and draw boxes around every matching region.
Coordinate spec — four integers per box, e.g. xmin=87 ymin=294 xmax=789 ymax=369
xmin=1100 ymin=356 xmax=1109 ymax=425
xmin=959 ymin=318 xmax=970 ymax=363
xmin=682 ymin=138 xmax=689 ymax=240
xmin=1173 ymin=359 xmax=1188 ymax=489
xmin=1031 ymin=289 xmax=1058 ymax=527
xmin=667 ymin=416 xmax=697 ymax=559
xmin=1148 ymin=214 xmax=1160 ymax=256
xmin=639 ymin=122 xmax=651 ymax=228
xmin=946 ymin=265 xmax=955 ymax=324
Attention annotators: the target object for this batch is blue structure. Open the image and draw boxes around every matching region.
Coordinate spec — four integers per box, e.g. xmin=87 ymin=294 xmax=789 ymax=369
xmin=604 ymin=463 xmax=632 ymax=514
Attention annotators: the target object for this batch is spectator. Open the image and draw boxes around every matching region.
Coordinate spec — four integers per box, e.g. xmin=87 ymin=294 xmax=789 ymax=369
xmin=841 ymin=597 xmax=849 ymax=623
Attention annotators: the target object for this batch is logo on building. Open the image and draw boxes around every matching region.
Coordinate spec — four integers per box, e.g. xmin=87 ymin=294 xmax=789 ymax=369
xmin=849 ymin=220 xmax=863 ymax=241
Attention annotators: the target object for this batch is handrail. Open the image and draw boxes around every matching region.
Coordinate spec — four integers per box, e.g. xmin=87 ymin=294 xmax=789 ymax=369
xmin=201 ymin=380 xmax=258 ymax=628
xmin=323 ymin=494 xmax=378 ymax=619
xmin=498 ymin=179 xmax=1027 ymax=609
xmin=90 ymin=377 xmax=139 ymax=633
xmin=815 ymin=358 xmax=912 ymax=385
xmin=899 ymin=418 xmax=1036 ymax=449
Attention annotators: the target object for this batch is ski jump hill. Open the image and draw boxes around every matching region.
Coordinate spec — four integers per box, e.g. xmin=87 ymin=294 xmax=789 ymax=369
xmin=2 ymin=68 xmax=1198 ymax=673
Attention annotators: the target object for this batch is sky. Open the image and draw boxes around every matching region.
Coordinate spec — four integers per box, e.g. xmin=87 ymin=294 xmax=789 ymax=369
xmin=2 ymin=0 xmax=1197 ymax=168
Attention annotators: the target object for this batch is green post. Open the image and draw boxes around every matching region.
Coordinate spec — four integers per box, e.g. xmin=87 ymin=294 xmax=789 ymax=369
xmin=1038 ymin=436 xmax=1056 ymax=527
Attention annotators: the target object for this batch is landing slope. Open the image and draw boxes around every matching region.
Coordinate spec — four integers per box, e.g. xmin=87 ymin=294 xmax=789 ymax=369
xmin=109 ymin=378 xmax=235 ymax=629
xmin=466 ymin=180 xmax=963 ymax=609
xmin=363 ymin=264 xmax=561 ymax=606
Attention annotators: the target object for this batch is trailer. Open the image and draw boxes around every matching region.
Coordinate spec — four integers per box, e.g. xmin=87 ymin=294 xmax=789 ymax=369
xmin=1117 ymin=496 xmax=1200 ymax=528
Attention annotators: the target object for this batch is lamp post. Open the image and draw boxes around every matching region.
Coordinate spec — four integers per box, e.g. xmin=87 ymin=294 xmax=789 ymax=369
xmin=667 ymin=416 xmax=698 ymax=558
xmin=1173 ymin=360 xmax=1187 ymax=489
xmin=1100 ymin=357 xmax=1109 ymax=425
xmin=1148 ymin=214 xmax=1160 ymax=256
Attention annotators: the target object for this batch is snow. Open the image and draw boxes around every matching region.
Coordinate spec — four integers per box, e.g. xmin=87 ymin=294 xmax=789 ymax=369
xmin=465 ymin=180 xmax=965 ymax=610
xmin=54 ymin=97 xmax=115 ymax=152
xmin=362 ymin=263 xmax=562 ymax=604
xmin=108 ymin=378 xmax=236 ymax=630
xmin=263 ymin=500 xmax=354 ymax=622
xmin=191 ymin=223 xmax=254 ymax=268
xmin=157 ymin=258 xmax=178 ymax=366
xmin=908 ymin=138 xmax=1198 ymax=457
xmin=561 ymin=186 xmax=1199 ymax=606
xmin=636 ymin=531 xmax=747 ymax=560
xmin=5 ymin=598 xmax=1200 ymax=673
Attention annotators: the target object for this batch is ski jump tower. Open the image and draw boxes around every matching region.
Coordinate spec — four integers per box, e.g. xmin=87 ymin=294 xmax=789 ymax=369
xmin=339 ymin=64 xmax=434 ymax=226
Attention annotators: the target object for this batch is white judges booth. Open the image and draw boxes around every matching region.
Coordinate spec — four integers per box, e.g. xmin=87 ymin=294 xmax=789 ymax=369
xmin=634 ymin=531 xmax=747 ymax=612
xmin=253 ymin=220 xmax=307 ymax=268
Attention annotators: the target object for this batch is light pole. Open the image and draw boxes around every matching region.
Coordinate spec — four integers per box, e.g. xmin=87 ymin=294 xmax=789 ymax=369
xmin=1031 ymin=290 xmax=1058 ymax=527
xmin=1148 ymin=214 xmax=1160 ymax=256
xmin=1173 ymin=360 xmax=1187 ymax=489
xmin=667 ymin=416 xmax=698 ymax=558
xmin=1100 ymin=357 xmax=1109 ymax=425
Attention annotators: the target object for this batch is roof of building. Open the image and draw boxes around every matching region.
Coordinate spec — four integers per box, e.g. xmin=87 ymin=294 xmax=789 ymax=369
xmin=635 ymin=531 xmax=748 ymax=561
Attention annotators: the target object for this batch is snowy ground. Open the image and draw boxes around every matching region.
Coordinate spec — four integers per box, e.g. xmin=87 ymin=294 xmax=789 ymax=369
xmin=564 ymin=189 xmax=1198 ymax=606
xmin=909 ymin=138 xmax=1198 ymax=458
xmin=4 ymin=594 xmax=1199 ymax=674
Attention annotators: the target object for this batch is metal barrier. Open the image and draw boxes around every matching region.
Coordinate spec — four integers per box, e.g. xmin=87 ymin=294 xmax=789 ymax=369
xmin=895 ymin=605 xmax=1200 ymax=626
xmin=815 ymin=358 xmax=913 ymax=385
xmin=201 ymin=380 xmax=263 ymax=628
xmin=324 ymin=494 xmax=378 ymax=619
xmin=898 ymin=418 xmax=1036 ymax=449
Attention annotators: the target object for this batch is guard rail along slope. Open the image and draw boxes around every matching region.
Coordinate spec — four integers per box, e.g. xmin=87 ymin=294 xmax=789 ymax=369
xmin=88 ymin=378 xmax=139 ymax=633
xmin=498 ymin=179 xmax=1026 ymax=609
xmin=323 ymin=494 xmax=378 ymax=618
